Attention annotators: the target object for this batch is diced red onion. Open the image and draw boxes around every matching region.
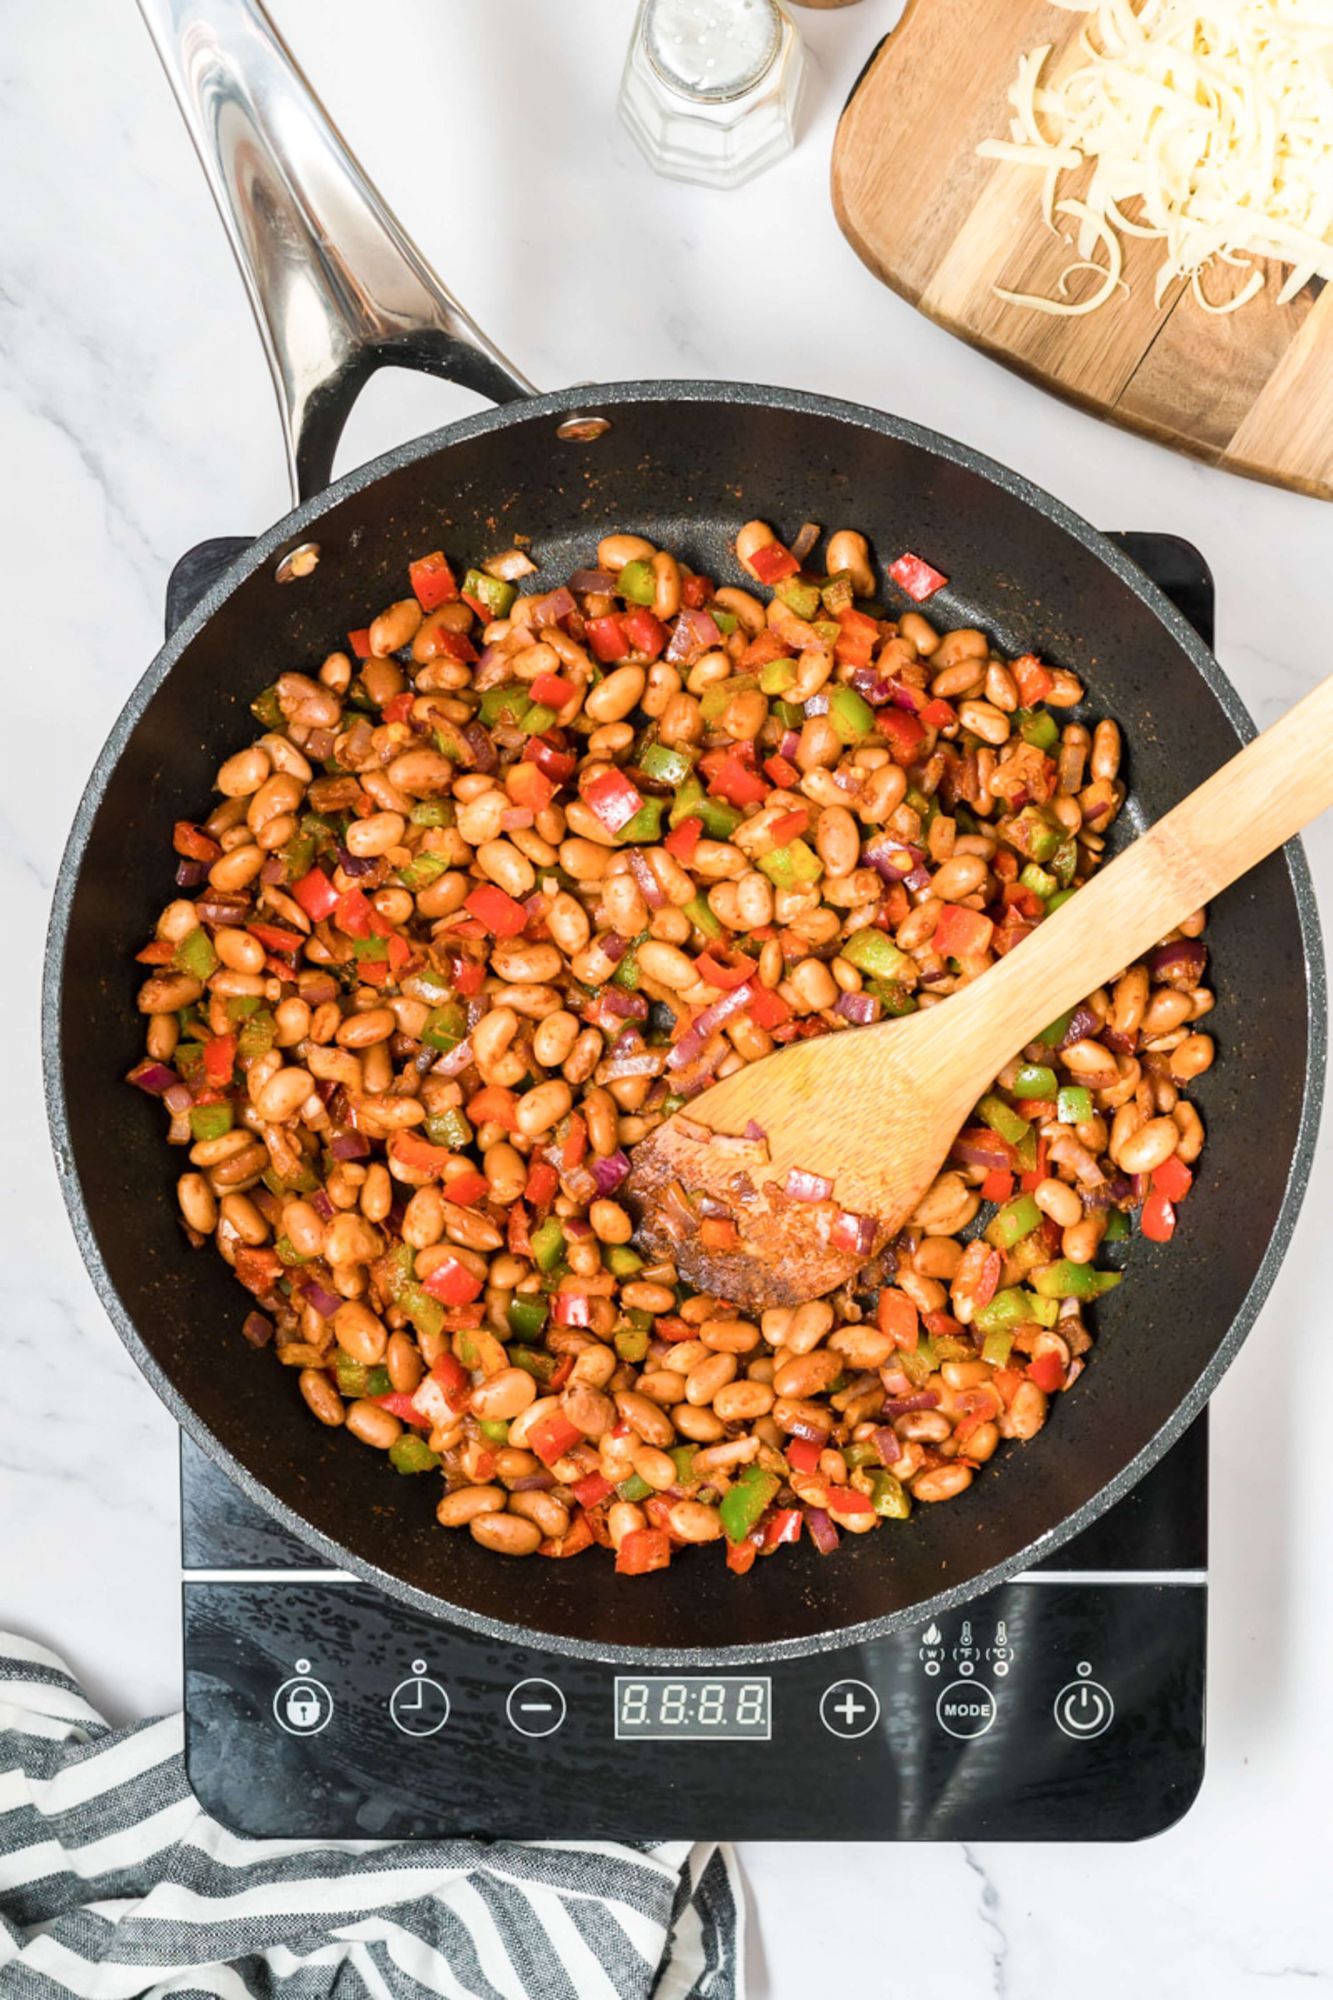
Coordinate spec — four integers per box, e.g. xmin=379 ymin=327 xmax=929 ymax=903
xmin=677 ymin=1042 xmax=729 ymax=1098
xmin=128 ymin=1061 xmax=179 ymax=1096
xmin=194 ymin=897 xmax=249 ymax=927
xmin=601 ymin=1046 xmax=668 ymax=1082
xmin=299 ymin=972 xmax=339 ymax=1006
xmin=1059 ymin=1004 xmax=1100 ymax=1049
xmin=305 ymin=727 xmax=336 ymax=760
xmin=303 ymin=1279 xmax=342 ymax=1319
xmin=786 ymin=1166 xmax=834 ymax=1203
xmin=871 ymin=1425 xmax=904 ymax=1467
xmin=887 ymin=679 xmax=926 ymax=713
xmin=174 ymin=859 xmax=206 ymax=888
xmin=511 ymin=1471 xmax=556 ymax=1492
xmin=666 ymin=606 xmax=722 ymax=664
xmin=1146 ymin=938 xmax=1207 ymax=987
xmin=863 ymin=838 xmax=925 ymax=884
xmin=337 ymin=846 xmax=377 ymax=878
xmin=599 ymin=988 xmax=648 ymax=1020
xmin=627 ymin=848 xmax=666 ymax=909
xmin=485 ymin=546 xmax=539 ymax=581
xmin=163 ymin=1082 xmax=194 ymax=1115
xmin=1083 ymin=798 xmax=1112 ymax=826
xmin=310 ymin=1188 xmax=335 ymax=1222
xmin=790 ymin=521 xmax=821 ymax=563
xmin=600 ymin=931 xmax=630 ymax=964
xmin=806 ymin=1508 xmax=841 ymax=1555
xmin=462 ymin=721 xmax=498 ymax=773
xmin=531 ymin=585 xmax=575 ymax=627
xmin=241 ymin=1311 xmax=274 ymax=1348
xmin=433 ymin=1039 xmax=475 ymax=1078
xmin=330 ymin=1132 xmax=371 ymax=1160
xmin=904 ymin=864 xmax=932 ymax=892
xmin=787 ymin=1416 xmax=830 ymax=1444
xmin=666 ymin=981 xmax=754 ymax=1069
xmin=835 ymin=989 xmax=880 ymax=1025
xmin=697 ymin=1193 xmax=731 ymax=1219
xmin=883 ymin=1391 xmax=940 ymax=1417
xmin=829 ymin=1209 xmax=876 ymax=1256
xmin=570 ymin=567 xmax=617 ymax=594
xmin=780 ymin=729 xmax=800 ymax=760
xmin=744 ymin=1120 xmax=767 ymax=1142
xmin=848 ymin=669 xmax=893 ymax=707
xmin=259 ymin=857 xmax=285 ymax=885
xmin=562 ymin=1214 xmax=594 ymax=1240
xmin=804 ymin=692 xmax=830 ymax=717
xmin=590 ymin=1149 xmax=631 ymax=1195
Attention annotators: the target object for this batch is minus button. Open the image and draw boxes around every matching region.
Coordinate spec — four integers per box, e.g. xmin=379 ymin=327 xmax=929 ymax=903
xmin=506 ymin=1678 xmax=567 ymax=1737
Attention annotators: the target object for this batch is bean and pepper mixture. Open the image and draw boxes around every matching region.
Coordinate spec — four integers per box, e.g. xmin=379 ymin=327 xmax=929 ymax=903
xmin=128 ymin=520 xmax=1215 ymax=1574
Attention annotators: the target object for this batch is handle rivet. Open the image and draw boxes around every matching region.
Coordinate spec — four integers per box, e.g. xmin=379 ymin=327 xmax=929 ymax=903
xmin=556 ymin=415 xmax=612 ymax=443
xmin=275 ymin=541 xmax=321 ymax=583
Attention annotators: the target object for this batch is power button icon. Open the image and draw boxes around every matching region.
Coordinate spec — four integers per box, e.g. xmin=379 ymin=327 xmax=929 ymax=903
xmin=1054 ymin=1663 xmax=1114 ymax=1740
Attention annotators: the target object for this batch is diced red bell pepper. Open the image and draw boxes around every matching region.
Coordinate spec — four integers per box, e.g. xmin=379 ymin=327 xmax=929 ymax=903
xmin=981 ymin=1167 xmax=1015 ymax=1203
xmin=876 ymin=708 xmax=927 ymax=764
xmin=561 ymin=1113 xmax=588 ymax=1170
xmin=700 ymin=747 xmax=769 ymax=808
xmin=786 ymin=1433 xmax=823 ymax=1475
xmin=430 ymin=1351 xmax=472 ymax=1401
xmin=529 ymin=1408 xmax=584 ymax=1468
xmin=292 ymin=867 xmax=339 ymax=921
xmin=888 ymin=552 xmax=949 ymax=602
xmin=409 ymin=551 xmax=459 ymax=611
xmin=768 ymin=807 xmax=809 ymax=844
xmin=507 ymin=761 xmax=556 ymax=813
xmin=540 ymin=1513 xmax=595 ymax=1559
xmin=921 ymin=698 xmax=956 ymax=729
xmin=585 ymin=614 xmax=631 ymax=663
xmin=829 ymin=1487 xmax=875 ymax=1517
xmin=422 ymin=1256 xmax=484 ymax=1307
xmin=748 ymin=541 xmax=799 ymax=585
xmin=465 ymin=883 xmax=528 ymax=936
xmin=334 ymin=889 xmax=373 ymax=938
xmin=529 ymin=736 xmax=578 ymax=784
xmin=956 ymin=1240 xmax=1003 ymax=1312
xmin=382 ymin=691 xmax=415 ymax=725
xmin=623 ymin=607 xmax=667 ymax=659
xmin=374 ymin=1391 xmax=432 ymax=1428
xmin=738 ymin=626 xmax=793 ymax=673
xmin=763 ymin=1507 xmax=803 ymax=1550
xmin=924 ymin=1308 xmax=965 ymax=1340
xmin=507 ymin=1199 xmax=532 ymax=1259
xmin=1152 ymin=1155 xmax=1194 ymax=1203
xmin=530 ymin=673 xmax=576 ymax=709
xmin=573 ymin=1471 xmax=613 ymax=1510
xmin=877 ymin=1287 xmax=920 ymax=1350
xmin=553 ymin=1292 xmax=592 ymax=1328
xmin=653 ymin=1316 xmax=697 ymax=1344
xmin=1026 ymin=1350 xmax=1066 ymax=1394
xmin=933 ymin=903 xmax=995 ymax=960
xmin=726 ymin=1537 xmax=759 ymax=1576
xmin=524 ymin=1159 xmax=559 ymax=1207
xmin=581 ymin=766 xmax=645 ymax=835
xmin=681 ymin=573 xmax=713 ymax=609
xmin=234 ymin=1246 xmax=282 ymax=1296
xmin=834 ymin=606 xmax=879 ymax=668
xmin=451 ymin=957 xmax=485 ymax=996
xmin=763 ymin=753 xmax=801 ymax=788
xmin=390 ymin=1131 xmax=453 ymax=1176
xmin=203 ymin=1034 xmax=236 ymax=1087
xmin=745 ymin=983 xmax=792 ymax=1030
xmin=664 ymin=816 xmax=703 ymax=863
xmin=696 ymin=946 xmax=757 ymax=991
xmin=699 ymin=1216 xmax=740 ymax=1251
xmin=442 ymin=1168 xmax=490 ymax=1209
xmin=1141 ymin=1189 xmax=1177 ymax=1242
xmin=347 ymin=628 xmax=373 ymax=660
xmin=173 ymin=821 xmax=221 ymax=862
xmin=1012 ymin=653 xmax=1054 ymax=704
xmin=468 ymin=1084 xmax=520 ymax=1131
xmin=615 ymin=1527 xmax=672 ymax=1576
xmin=428 ymin=626 xmax=478 ymax=666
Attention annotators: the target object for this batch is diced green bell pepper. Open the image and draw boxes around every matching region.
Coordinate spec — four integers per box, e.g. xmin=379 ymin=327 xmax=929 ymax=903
xmin=866 ymin=1469 xmax=912 ymax=1519
xmin=974 ymin=1287 xmax=1060 ymax=1335
xmin=410 ymin=799 xmax=456 ymax=827
xmin=521 ymin=702 xmax=559 ymax=736
xmin=1057 ymin=1085 xmax=1093 ymax=1126
xmin=173 ymin=927 xmax=219 ymax=981
xmin=604 ymin=1244 xmax=642 ymax=1276
xmin=397 ymin=852 xmax=452 ymax=893
xmin=479 ymin=682 xmax=531 ymax=727
xmin=640 ymin=741 xmax=695 ymax=786
xmin=775 ymin=575 xmax=822 ymax=621
xmin=700 ymin=677 xmax=751 ymax=722
xmin=462 ymin=568 xmax=516 ymax=619
xmin=617 ymin=559 xmax=655 ymax=605
xmin=681 ymin=893 xmax=723 ymax=940
xmin=507 ymin=1294 xmax=549 ymax=1343
xmin=612 ymin=943 xmax=641 ymax=990
xmin=759 ymin=656 xmax=798 ymax=695
xmin=617 ymin=1473 xmax=654 ymax=1504
xmin=1037 ymin=1007 xmax=1074 ymax=1047
xmin=251 ymin=685 xmax=284 ymax=729
xmin=840 ymin=928 xmax=912 ymax=982
xmin=976 ymin=1094 xmax=1030 ymax=1147
xmin=188 ymin=1101 xmax=233 ymax=1143
xmin=719 ymin=1465 xmax=779 ymax=1543
xmin=670 ymin=1445 xmax=699 ymax=1486
xmin=1018 ymin=707 xmax=1060 ymax=751
xmin=617 ymin=797 xmax=664 ymax=844
xmin=1006 ymin=805 xmax=1064 ymax=863
xmin=711 ymin=608 xmax=739 ymax=635
xmin=820 ymin=572 xmax=855 ymax=615
xmin=225 ymin=994 xmax=262 ymax=1022
xmin=478 ymin=1419 xmax=511 ymax=1444
xmin=1020 ymin=862 xmax=1058 ymax=901
xmin=1032 ymin=1261 xmax=1123 ymax=1301
xmin=1012 ymin=1063 xmax=1058 ymax=1098
xmin=389 ymin=1434 xmax=441 ymax=1474
xmin=531 ymin=1217 xmax=567 ymax=1273
xmin=868 ymin=978 xmax=918 ymax=1017
xmin=1050 ymin=836 xmax=1078 ymax=888
xmin=1103 ymin=1208 xmax=1130 ymax=1242
xmin=421 ymin=1001 xmax=468 ymax=1053
xmin=1046 ymin=888 xmax=1077 ymax=914
xmin=980 ymin=1326 xmax=1015 ymax=1366
xmin=274 ymin=1234 xmax=309 ymax=1267
xmin=985 ymin=1192 xmax=1042 ymax=1250
xmin=828 ymin=684 xmax=875 ymax=744
xmin=614 ymin=1323 xmax=650 ymax=1363
xmin=334 ymin=1355 xmax=370 ymax=1396
xmin=758 ymin=838 xmax=822 ymax=891
xmin=425 ymin=1107 xmax=472 ymax=1151
xmin=509 ymin=1345 xmax=556 ymax=1384
xmin=899 ymin=1336 xmax=939 ymax=1387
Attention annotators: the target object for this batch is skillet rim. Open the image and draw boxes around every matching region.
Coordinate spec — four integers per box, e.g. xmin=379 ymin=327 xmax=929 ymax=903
xmin=41 ymin=378 xmax=1327 ymax=1663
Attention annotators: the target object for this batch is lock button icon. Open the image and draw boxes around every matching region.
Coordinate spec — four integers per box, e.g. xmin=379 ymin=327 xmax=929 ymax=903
xmin=273 ymin=1667 xmax=333 ymax=1736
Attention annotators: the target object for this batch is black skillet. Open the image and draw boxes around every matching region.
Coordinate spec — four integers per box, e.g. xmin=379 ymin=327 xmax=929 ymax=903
xmin=42 ymin=0 xmax=1324 ymax=1663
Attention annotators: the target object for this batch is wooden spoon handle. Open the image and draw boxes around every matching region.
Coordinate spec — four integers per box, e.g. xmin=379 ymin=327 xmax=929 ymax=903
xmin=950 ymin=672 xmax=1333 ymax=1067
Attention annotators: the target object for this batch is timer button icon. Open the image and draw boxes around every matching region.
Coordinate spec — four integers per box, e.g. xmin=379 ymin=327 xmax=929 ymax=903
xmin=1054 ymin=1664 xmax=1114 ymax=1741
xmin=273 ymin=1660 xmax=334 ymax=1737
xmin=389 ymin=1661 xmax=451 ymax=1738
xmin=819 ymin=1679 xmax=880 ymax=1739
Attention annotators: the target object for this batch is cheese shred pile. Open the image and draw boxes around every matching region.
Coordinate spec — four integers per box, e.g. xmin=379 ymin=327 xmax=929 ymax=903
xmin=977 ymin=0 xmax=1333 ymax=316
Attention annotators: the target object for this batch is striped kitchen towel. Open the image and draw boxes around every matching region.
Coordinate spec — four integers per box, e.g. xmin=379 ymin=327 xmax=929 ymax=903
xmin=0 ymin=1636 xmax=743 ymax=1999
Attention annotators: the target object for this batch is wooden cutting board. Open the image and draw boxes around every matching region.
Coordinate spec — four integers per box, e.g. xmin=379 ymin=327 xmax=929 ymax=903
xmin=831 ymin=0 xmax=1333 ymax=500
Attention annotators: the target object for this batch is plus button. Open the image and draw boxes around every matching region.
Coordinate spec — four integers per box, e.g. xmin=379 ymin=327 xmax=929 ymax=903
xmin=820 ymin=1679 xmax=881 ymax=1739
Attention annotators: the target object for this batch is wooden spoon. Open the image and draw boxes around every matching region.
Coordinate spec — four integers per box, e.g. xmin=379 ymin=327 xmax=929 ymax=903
xmin=626 ymin=674 xmax=1333 ymax=1311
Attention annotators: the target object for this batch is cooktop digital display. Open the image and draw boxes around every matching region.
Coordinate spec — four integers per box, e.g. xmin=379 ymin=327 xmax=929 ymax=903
xmin=614 ymin=1676 xmax=772 ymax=1740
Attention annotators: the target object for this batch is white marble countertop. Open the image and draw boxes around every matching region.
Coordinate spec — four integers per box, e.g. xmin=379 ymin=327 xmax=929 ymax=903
xmin=4 ymin=0 xmax=1332 ymax=1990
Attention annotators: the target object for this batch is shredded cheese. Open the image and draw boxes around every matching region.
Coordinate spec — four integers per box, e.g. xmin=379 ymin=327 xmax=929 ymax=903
xmin=977 ymin=0 xmax=1333 ymax=315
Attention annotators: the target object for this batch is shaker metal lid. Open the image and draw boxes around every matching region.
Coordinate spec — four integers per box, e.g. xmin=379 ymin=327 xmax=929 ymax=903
xmin=644 ymin=0 xmax=782 ymax=102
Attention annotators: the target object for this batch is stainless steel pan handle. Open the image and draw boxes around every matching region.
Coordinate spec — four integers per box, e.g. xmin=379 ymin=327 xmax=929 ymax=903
xmin=138 ymin=0 xmax=534 ymax=504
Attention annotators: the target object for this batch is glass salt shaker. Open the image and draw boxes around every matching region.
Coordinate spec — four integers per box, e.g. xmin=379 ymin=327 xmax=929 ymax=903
xmin=619 ymin=0 xmax=805 ymax=189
